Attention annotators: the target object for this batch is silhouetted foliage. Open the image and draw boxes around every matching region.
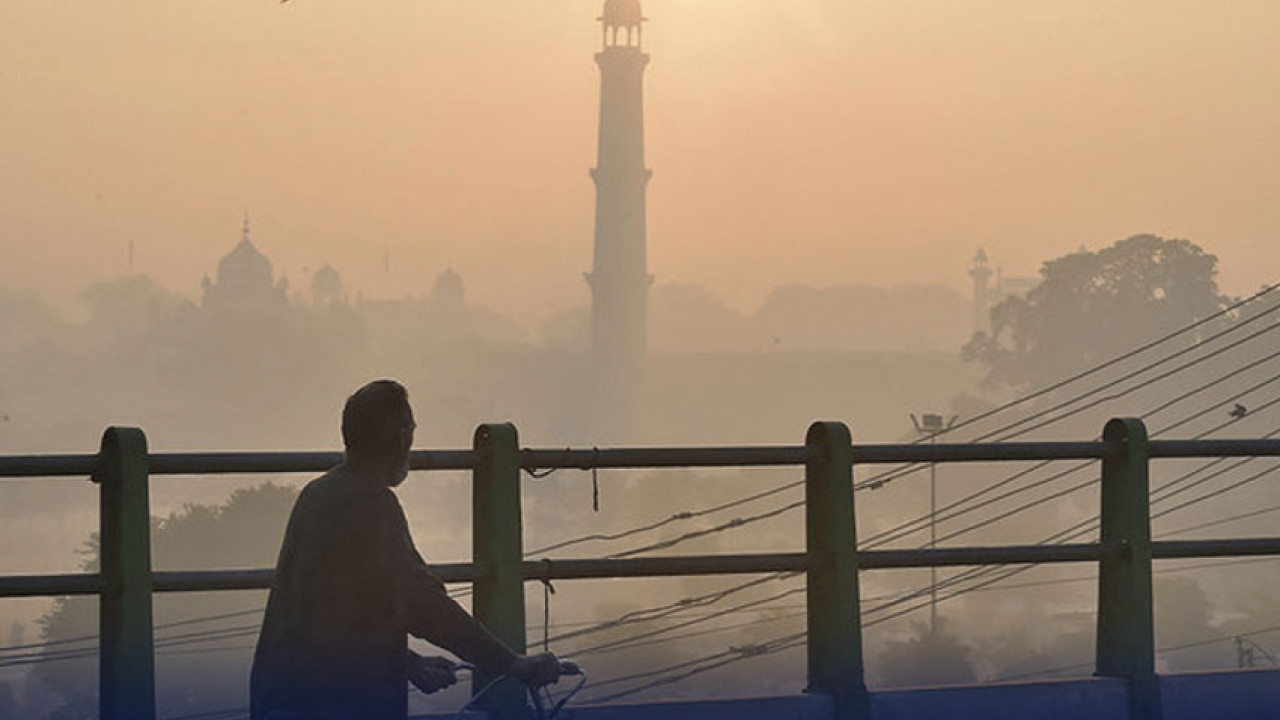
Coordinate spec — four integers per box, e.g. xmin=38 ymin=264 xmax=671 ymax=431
xmin=33 ymin=483 xmax=297 ymax=720
xmin=873 ymin=618 xmax=976 ymax=687
xmin=962 ymin=235 xmax=1228 ymax=390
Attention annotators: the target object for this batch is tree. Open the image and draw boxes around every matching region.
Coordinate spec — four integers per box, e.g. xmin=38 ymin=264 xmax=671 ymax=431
xmin=32 ymin=483 xmax=297 ymax=720
xmin=873 ymin=618 xmax=977 ymax=687
xmin=963 ymin=234 xmax=1228 ymax=390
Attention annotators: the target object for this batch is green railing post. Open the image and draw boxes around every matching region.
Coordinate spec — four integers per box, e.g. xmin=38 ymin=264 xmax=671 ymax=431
xmin=95 ymin=427 xmax=155 ymax=720
xmin=805 ymin=421 xmax=869 ymax=720
xmin=1096 ymin=417 xmax=1163 ymax=720
xmin=472 ymin=423 xmax=528 ymax=717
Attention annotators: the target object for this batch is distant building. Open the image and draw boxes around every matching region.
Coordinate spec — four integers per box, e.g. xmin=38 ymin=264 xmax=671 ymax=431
xmin=431 ymin=267 xmax=466 ymax=313
xmin=201 ymin=214 xmax=288 ymax=314
xmin=310 ymin=264 xmax=346 ymax=308
xmin=969 ymin=250 xmax=995 ymax=336
xmin=969 ymin=249 xmax=1037 ymax=336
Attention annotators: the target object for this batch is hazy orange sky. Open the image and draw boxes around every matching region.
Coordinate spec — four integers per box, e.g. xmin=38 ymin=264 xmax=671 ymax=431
xmin=2 ymin=0 xmax=1278 ymax=325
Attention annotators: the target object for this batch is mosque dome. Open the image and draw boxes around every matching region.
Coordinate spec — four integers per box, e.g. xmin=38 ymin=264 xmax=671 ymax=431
xmin=601 ymin=0 xmax=644 ymax=28
xmin=217 ymin=237 xmax=274 ymax=289
xmin=311 ymin=263 xmax=345 ymax=306
xmin=202 ymin=214 xmax=287 ymax=312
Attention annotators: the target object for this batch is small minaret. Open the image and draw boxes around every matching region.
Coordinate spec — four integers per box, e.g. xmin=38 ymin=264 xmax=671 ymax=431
xmin=969 ymin=249 xmax=994 ymax=336
xmin=586 ymin=0 xmax=653 ymax=438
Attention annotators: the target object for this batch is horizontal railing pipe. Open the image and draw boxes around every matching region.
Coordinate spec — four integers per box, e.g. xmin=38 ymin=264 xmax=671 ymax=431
xmin=0 ymin=454 xmax=97 ymax=478
xmin=860 ymin=543 xmax=1111 ymax=569
xmin=521 ymin=445 xmax=812 ymax=470
xmin=1149 ymin=439 xmax=1280 ymax=458
xmin=852 ymin=441 xmax=1106 ymax=464
xmin=11 ymin=537 xmax=1267 ymax=600
xmin=0 ymin=573 xmax=103 ymax=597
xmin=8 ymin=438 xmax=1280 ymax=481
xmin=1153 ymin=537 xmax=1280 ymax=559
xmin=14 ymin=540 xmax=1280 ymax=600
xmin=148 ymin=450 xmax=476 ymax=475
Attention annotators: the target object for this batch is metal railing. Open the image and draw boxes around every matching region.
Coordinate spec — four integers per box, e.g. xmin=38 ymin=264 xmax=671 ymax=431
xmin=3 ymin=418 xmax=1280 ymax=720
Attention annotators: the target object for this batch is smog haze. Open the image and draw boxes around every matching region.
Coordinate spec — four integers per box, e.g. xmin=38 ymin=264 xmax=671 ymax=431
xmin=3 ymin=0 xmax=1279 ymax=320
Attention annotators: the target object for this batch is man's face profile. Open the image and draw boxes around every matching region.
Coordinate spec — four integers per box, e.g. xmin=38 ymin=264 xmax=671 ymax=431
xmin=387 ymin=413 xmax=415 ymax=488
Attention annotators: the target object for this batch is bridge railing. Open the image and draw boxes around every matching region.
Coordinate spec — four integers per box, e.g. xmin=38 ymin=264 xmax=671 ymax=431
xmin=3 ymin=418 xmax=1280 ymax=720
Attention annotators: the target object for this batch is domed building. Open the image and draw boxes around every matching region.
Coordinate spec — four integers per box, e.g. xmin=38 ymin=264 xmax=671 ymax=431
xmin=310 ymin=263 xmax=346 ymax=308
xmin=201 ymin=214 xmax=289 ymax=314
xmin=430 ymin=267 xmax=465 ymax=313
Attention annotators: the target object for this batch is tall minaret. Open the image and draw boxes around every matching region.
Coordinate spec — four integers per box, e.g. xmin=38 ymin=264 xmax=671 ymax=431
xmin=586 ymin=0 xmax=652 ymax=438
xmin=969 ymin=249 xmax=994 ymax=336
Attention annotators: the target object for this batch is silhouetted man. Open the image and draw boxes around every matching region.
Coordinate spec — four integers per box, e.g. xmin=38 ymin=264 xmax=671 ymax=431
xmin=251 ymin=380 xmax=559 ymax=720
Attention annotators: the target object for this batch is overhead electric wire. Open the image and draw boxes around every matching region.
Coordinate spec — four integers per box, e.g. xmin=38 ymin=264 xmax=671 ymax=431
xmin=850 ymin=286 xmax=1280 ymax=490
xmin=528 ymin=481 xmax=802 ymax=556
xmin=543 ymin=572 xmax=797 ymax=645
xmin=1161 ymin=502 xmax=1280 ymax=537
xmin=856 ymin=310 xmax=1280 ymax=497
xmin=994 ymin=624 xmax=1280 ymax=683
xmin=959 ymin=313 xmax=1280 ymax=444
xmin=867 ymin=364 xmax=1280 ymax=549
xmin=577 ymin=408 xmax=1280 ymax=701
xmin=0 ymin=606 xmax=266 ymax=658
xmin=537 ymin=364 xmax=1280 ymax=668
xmin=606 ymin=499 xmax=805 ymax=559
xmin=525 ymin=287 xmax=1280 ymax=560
xmin=1151 ymin=461 xmax=1280 ymax=522
xmin=566 ymin=587 xmax=807 ymax=658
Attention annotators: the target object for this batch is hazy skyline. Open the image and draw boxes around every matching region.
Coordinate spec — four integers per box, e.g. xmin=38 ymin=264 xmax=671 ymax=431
xmin=2 ymin=0 xmax=1278 ymax=326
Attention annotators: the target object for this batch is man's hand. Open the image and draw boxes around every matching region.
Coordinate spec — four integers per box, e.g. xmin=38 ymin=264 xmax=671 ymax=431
xmin=508 ymin=652 xmax=562 ymax=687
xmin=407 ymin=652 xmax=458 ymax=695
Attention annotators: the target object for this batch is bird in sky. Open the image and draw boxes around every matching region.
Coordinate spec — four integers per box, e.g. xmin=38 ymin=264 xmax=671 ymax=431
xmin=1230 ymin=404 xmax=1248 ymax=420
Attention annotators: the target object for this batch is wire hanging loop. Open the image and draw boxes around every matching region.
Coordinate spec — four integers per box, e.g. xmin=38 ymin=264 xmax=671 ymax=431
xmin=591 ymin=446 xmax=601 ymax=513
xmin=540 ymin=558 xmax=556 ymax=653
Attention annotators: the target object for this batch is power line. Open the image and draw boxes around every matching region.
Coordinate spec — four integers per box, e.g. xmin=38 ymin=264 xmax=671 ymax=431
xmin=607 ymin=499 xmax=804 ymax=559
xmin=852 ymin=288 xmax=1280 ymax=491
xmin=994 ymin=625 xmax=1280 ymax=683
xmin=577 ymin=421 xmax=1280 ymax=700
xmin=960 ymin=314 xmax=1280 ymax=444
xmin=528 ymin=481 xmax=801 ymax=556
xmin=868 ymin=369 xmax=1280 ymax=550
xmin=526 ymin=287 xmax=1280 ymax=561
xmin=1162 ymin=501 xmax=1280 ymax=537
xmin=544 ymin=389 xmax=1280 ymax=666
xmin=566 ymin=587 xmax=807 ymax=658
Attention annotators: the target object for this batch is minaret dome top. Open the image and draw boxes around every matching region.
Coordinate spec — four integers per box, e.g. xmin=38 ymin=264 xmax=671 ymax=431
xmin=600 ymin=0 xmax=645 ymax=29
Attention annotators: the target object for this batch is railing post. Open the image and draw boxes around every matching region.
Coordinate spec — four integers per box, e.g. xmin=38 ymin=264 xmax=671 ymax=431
xmin=472 ymin=423 xmax=528 ymax=717
xmin=805 ymin=421 xmax=869 ymax=720
xmin=95 ymin=427 xmax=155 ymax=720
xmin=1096 ymin=417 xmax=1163 ymax=720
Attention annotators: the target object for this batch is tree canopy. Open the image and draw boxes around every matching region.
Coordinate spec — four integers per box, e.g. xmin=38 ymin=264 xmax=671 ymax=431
xmin=963 ymin=234 xmax=1228 ymax=390
xmin=31 ymin=483 xmax=297 ymax=720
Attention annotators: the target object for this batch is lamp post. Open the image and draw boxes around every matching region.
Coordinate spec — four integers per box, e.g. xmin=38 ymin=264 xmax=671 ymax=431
xmin=911 ymin=412 xmax=957 ymax=635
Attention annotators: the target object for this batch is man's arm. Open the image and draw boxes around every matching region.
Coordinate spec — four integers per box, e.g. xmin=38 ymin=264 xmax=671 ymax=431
xmin=399 ymin=550 xmax=519 ymax=677
xmin=376 ymin=491 xmax=561 ymax=683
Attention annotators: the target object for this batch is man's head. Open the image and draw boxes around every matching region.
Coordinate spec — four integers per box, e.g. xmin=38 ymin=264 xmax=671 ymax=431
xmin=342 ymin=379 xmax=415 ymax=486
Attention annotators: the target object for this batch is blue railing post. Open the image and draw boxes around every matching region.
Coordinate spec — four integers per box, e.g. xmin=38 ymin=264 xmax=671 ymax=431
xmin=805 ymin=421 xmax=869 ymax=720
xmin=472 ymin=423 xmax=528 ymax=717
xmin=1096 ymin=418 xmax=1163 ymax=720
xmin=94 ymin=427 xmax=156 ymax=720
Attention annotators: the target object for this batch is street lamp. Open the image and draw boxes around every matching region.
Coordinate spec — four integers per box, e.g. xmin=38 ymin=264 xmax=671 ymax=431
xmin=911 ymin=412 xmax=957 ymax=635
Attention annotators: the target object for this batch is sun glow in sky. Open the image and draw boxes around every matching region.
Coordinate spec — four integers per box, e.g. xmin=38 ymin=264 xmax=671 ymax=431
xmin=2 ymin=0 xmax=1278 ymax=323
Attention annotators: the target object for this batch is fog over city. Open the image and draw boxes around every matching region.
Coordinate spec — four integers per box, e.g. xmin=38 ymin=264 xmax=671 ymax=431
xmin=2 ymin=2 xmax=1280 ymax=718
